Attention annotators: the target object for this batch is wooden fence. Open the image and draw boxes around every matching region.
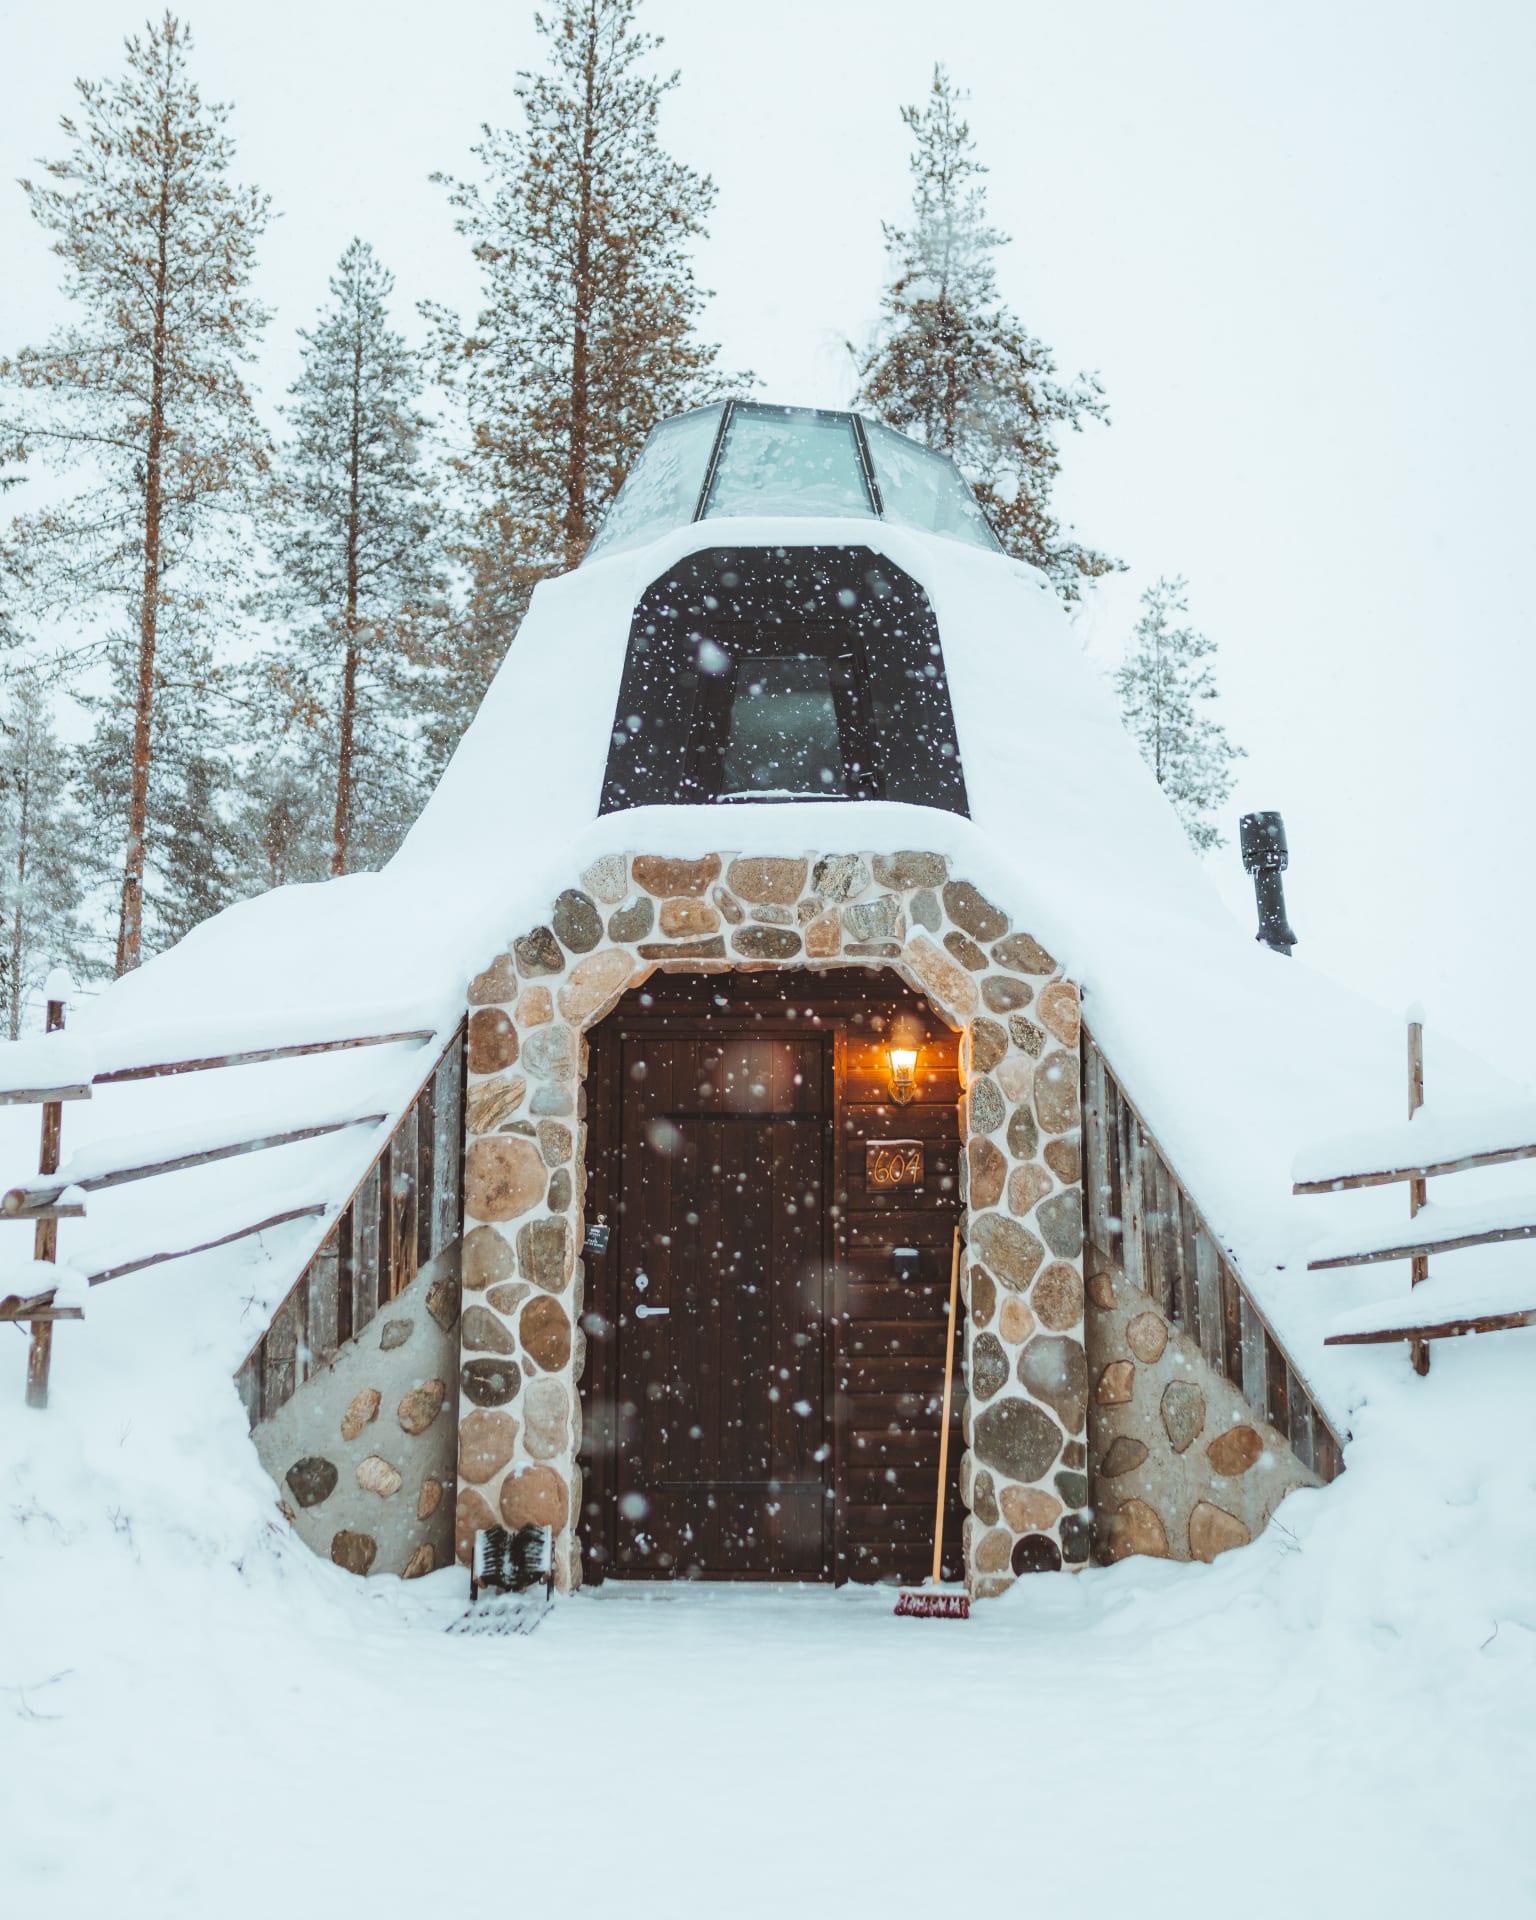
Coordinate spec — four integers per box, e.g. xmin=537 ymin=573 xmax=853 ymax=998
xmin=232 ymin=1025 xmax=465 ymax=1431
xmin=1083 ymin=1026 xmax=1346 ymax=1482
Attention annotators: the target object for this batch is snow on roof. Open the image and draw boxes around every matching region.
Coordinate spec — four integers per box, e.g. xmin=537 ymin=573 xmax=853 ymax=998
xmin=15 ymin=514 xmax=1528 ymax=1431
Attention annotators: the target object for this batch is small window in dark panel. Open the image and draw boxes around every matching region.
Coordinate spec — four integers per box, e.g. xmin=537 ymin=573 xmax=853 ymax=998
xmin=720 ymin=655 xmax=847 ymax=798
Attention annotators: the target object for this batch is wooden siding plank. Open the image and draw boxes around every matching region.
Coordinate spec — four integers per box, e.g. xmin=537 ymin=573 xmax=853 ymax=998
xmin=306 ymin=1231 xmax=340 ymax=1369
xmin=1176 ymin=1187 xmax=1200 ymax=1346
xmin=1084 ymin=1041 xmax=1111 ymax=1264
xmin=1194 ymin=1225 xmax=1224 ymax=1373
xmin=1264 ymin=1331 xmax=1290 ymax=1433
xmin=353 ymin=1164 xmax=381 ymax=1335
xmin=1120 ymin=1100 xmax=1145 ymax=1294
xmin=1288 ymin=1383 xmax=1317 ymax=1472
xmin=1239 ymin=1291 xmax=1267 ymax=1413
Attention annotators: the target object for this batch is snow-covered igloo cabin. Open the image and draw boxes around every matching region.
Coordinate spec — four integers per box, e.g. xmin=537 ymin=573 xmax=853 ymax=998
xmin=28 ymin=395 xmax=1431 ymax=1600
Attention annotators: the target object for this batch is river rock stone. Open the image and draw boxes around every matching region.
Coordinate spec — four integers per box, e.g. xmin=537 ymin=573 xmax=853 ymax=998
xmin=1086 ymin=1270 xmax=1117 ymax=1311
xmin=468 ymin=952 xmax=518 ymax=1005
xmin=466 ymin=1074 xmax=525 ymax=1133
xmin=1101 ymin=1434 xmax=1149 ymax=1478
xmin=1009 ymin=1016 xmax=1046 ymax=1058
xmin=558 ymin=948 xmax=633 ymax=1024
xmin=517 ymin=1217 xmax=572 ymax=1292
xmin=396 ymin=1379 xmax=447 ymax=1435
xmin=522 ymin=1377 xmax=569 ymax=1460
xmin=1006 ymin=1105 xmax=1039 ymax=1161
xmin=970 ymin=1264 xmax=997 ymax=1329
xmin=520 ymin=1295 xmax=572 ymax=1372
xmin=902 ymin=935 xmax=979 ymax=1021
xmin=1106 ymin=1498 xmax=1168 ymax=1561
xmin=998 ymin=1296 xmax=1036 ymax=1346
xmin=660 ymin=897 xmax=721 ymax=937
xmin=844 ymin=894 xmax=904 ymax=943
xmin=811 ymin=854 xmax=869 ymax=901
xmin=1096 ymin=1360 xmax=1135 ymax=1406
xmin=1037 ymin=979 xmax=1081 ymax=1048
xmin=710 ymin=885 xmax=745 ymax=925
xmin=581 ymin=852 xmax=629 ymax=904
xmin=468 ymin=1008 xmax=518 ymax=1075
xmin=942 ymin=881 xmax=1009 ymax=942
xmin=516 ymin=986 xmax=552 ymax=1027
xmin=355 ymin=1454 xmax=403 ymax=1498
xmin=379 ymin=1316 xmax=413 ymax=1352
xmin=1036 ymin=1188 xmax=1083 ymax=1258
xmin=485 ymin=1281 xmax=530 ymax=1315
xmin=426 ymin=1262 xmax=461 ymax=1332
xmin=459 ymin=1410 xmax=518 ymax=1484
xmin=725 ymin=856 xmax=807 ymax=905
xmin=330 ymin=1530 xmax=377 ymax=1575
xmin=1007 ymin=1162 xmax=1053 ymax=1217
xmin=634 ymin=854 xmax=720 ymax=897
xmin=999 ymin=1484 xmax=1062 ymax=1532
xmin=466 ymin=1136 xmax=547 ymax=1221
xmin=944 ymin=929 xmax=989 ymax=971
xmin=909 ymin=888 xmax=941 ymax=931
xmin=1011 ymin=1533 xmax=1063 ymax=1575
xmin=873 ymin=851 xmax=948 ymax=890
xmin=285 ymin=1456 xmax=338 ymax=1508
xmin=969 ymin=1018 xmax=1008 ymax=1075
xmin=1018 ymin=1335 xmax=1088 ymax=1433
xmin=731 ymin=926 xmax=802 ymax=961
xmin=993 ymin=931 xmax=1057 ymax=974
xmin=982 ymin=975 xmax=1034 ymax=1012
xmin=1208 ymin=1424 xmax=1265 ymax=1476
xmin=538 ymin=1120 xmax=573 ymax=1166
xmin=463 ymin=1224 xmax=515 ymax=1291
xmin=1126 ymin=1311 xmax=1168 ymax=1364
xmin=975 ymin=1527 xmax=1014 ymax=1573
xmin=551 ymin=889 xmax=602 ymax=954
xmin=460 ymin=1306 xmax=516 ymax=1355
xmin=547 ymin=1168 xmax=572 ymax=1212
xmin=1161 ymin=1380 xmax=1206 ymax=1453
xmin=499 ymin=1463 xmax=569 ymax=1532
xmin=970 ymin=1332 xmax=1010 ymax=1401
xmin=1189 ymin=1501 xmax=1251 ymax=1563
xmin=968 ymin=1076 xmax=1005 ymax=1135
xmin=1054 ymin=1469 xmax=1089 ymax=1509
xmin=969 ymin=1213 xmax=1046 ymax=1292
xmin=1032 ymin=1262 xmax=1084 ymax=1331
xmin=402 ymin=1545 xmax=435 ymax=1580
xmin=522 ymin=1022 xmax=576 ymax=1082
xmin=340 ymin=1388 xmax=381 ymax=1441
xmin=608 ymin=896 xmax=654 ymax=943
xmin=454 ymin=1488 xmax=496 ymax=1566
xmin=971 ymin=1466 xmax=999 ymax=1525
xmin=461 ymin=1358 xmax=520 ymax=1408
xmin=1044 ymin=1135 xmax=1082 ymax=1184
xmin=1034 ymin=1052 xmax=1080 ymax=1134
xmin=973 ymin=1397 xmax=1061 ymax=1483
xmin=417 ymin=1478 xmax=444 ymax=1519
xmin=514 ymin=925 xmax=564 ymax=978
xmin=529 ymin=1084 xmax=575 ymax=1116
xmin=805 ymin=911 xmax=841 ymax=958
xmin=968 ymin=1138 xmax=1007 ymax=1210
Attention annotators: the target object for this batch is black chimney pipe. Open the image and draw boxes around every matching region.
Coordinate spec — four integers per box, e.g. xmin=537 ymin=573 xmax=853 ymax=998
xmin=1239 ymin=811 xmax=1297 ymax=955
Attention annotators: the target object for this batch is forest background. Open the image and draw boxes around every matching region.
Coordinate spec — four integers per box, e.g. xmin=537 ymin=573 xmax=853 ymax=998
xmin=1 ymin=0 xmax=1532 ymax=1086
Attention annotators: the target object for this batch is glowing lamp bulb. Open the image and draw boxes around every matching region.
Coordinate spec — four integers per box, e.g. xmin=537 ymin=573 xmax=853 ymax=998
xmin=886 ymin=1046 xmax=919 ymax=1106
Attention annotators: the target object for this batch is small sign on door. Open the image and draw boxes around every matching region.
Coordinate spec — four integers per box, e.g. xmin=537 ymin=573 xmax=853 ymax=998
xmin=866 ymin=1140 xmax=924 ymax=1189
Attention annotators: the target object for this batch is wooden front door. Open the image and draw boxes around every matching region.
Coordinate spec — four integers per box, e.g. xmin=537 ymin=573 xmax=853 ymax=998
xmin=607 ymin=1031 xmax=832 ymax=1577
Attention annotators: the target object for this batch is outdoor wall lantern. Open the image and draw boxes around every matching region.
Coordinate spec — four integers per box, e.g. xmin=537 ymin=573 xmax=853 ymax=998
xmin=886 ymin=1046 xmax=920 ymax=1105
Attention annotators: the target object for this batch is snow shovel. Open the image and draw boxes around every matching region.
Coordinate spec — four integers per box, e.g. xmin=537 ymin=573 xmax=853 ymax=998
xmin=894 ymin=1224 xmax=969 ymax=1619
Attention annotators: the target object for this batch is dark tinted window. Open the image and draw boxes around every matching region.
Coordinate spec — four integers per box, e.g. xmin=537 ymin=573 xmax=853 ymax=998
xmin=720 ymin=656 xmax=847 ymax=797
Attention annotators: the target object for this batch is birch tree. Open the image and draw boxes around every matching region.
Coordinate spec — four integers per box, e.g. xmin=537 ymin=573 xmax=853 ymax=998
xmin=1116 ymin=576 xmax=1245 ymax=852
xmin=857 ymin=67 xmax=1116 ymax=598
xmin=1 ymin=13 xmax=271 ymax=972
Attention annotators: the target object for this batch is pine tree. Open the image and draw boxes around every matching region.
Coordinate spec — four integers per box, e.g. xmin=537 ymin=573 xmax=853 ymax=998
xmin=267 ymin=239 xmax=444 ymax=876
xmin=429 ymin=0 xmax=732 ymax=587
xmin=0 ymin=672 xmax=89 ymax=1037
xmin=857 ymin=67 xmax=1116 ymax=598
xmin=1 ymin=13 xmax=271 ymax=973
xmin=1115 ymin=577 xmax=1245 ymax=853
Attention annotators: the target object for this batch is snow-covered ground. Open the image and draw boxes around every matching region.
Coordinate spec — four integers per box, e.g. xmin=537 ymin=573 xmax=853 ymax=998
xmin=3 ymin=1230 xmax=1533 ymax=1919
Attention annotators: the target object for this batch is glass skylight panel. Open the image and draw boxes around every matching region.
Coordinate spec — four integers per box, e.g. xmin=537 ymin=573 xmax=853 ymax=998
xmin=583 ymin=404 xmax=723 ymax=560
xmin=861 ymin=420 xmax=1002 ymax=551
xmin=704 ymin=407 xmax=875 ymax=520
xmin=718 ymin=654 xmax=849 ymax=799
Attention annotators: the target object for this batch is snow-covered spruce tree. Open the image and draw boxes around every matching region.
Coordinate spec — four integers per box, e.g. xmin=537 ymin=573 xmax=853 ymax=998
xmin=1115 ymin=576 xmax=1245 ymax=853
xmin=429 ymin=0 xmax=732 ymax=598
xmin=266 ymin=239 xmax=445 ymax=876
xmin=0 ymin=13 xmax=271 ymax=973
xmin=0 ymin=672 xmax=89 ymax=1038
xmin=857 ymin=67 xmax=1116 ymax=599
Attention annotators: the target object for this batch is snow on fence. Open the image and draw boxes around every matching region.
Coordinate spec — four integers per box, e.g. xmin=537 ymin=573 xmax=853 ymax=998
xmin=0 ymin=995 xmax=454 ymax=1410
xmin=1293 ymin=1013 xmax=1536 ymax=1374
xmin=1083 ymin=1027 xmax=1346 ymax=1482
xmin=231 ymin=1027 xmax=465 ymax=1432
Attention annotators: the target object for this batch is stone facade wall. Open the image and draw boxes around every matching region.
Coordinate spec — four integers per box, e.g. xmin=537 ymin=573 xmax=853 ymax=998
xmin=1086 ymin=1265 xmax=1320 ymax=1563
xmin=253 ymin=1243 xmax=462 ymax=1577
xmin=454 ymin=848 xmax=1089 ymax=1598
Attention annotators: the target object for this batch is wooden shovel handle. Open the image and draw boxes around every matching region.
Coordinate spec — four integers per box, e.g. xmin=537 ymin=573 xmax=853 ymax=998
xmin=931 ymin=1225 xmax=962 ymax=1589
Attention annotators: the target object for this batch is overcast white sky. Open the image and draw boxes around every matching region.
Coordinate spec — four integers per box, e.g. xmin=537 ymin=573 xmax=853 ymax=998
xmin=4 ymin=0 xmax=1535 ymax=1088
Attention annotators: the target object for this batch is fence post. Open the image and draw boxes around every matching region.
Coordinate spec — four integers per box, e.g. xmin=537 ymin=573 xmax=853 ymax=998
xmin=24 ymin=983 xmax=69 ymax=1410
xmin=1407 ymin=1011 xmax=1430 ymax=1377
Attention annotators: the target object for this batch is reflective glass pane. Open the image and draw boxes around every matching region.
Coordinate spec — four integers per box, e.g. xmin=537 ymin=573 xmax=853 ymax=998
xmin=719 ymin=655 xmax=848 ymax=798
xmin=862 ymin=420 xmax=1001 ymax=551
xmin=705 ymin=407 xmax=875 ymax=520
xmin=584 ymin=405 xmax=723 ymax=560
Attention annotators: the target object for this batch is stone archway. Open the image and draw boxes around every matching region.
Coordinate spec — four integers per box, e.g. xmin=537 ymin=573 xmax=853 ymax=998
xmin=451 ymin=850 xmax=1087 ymax=1598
